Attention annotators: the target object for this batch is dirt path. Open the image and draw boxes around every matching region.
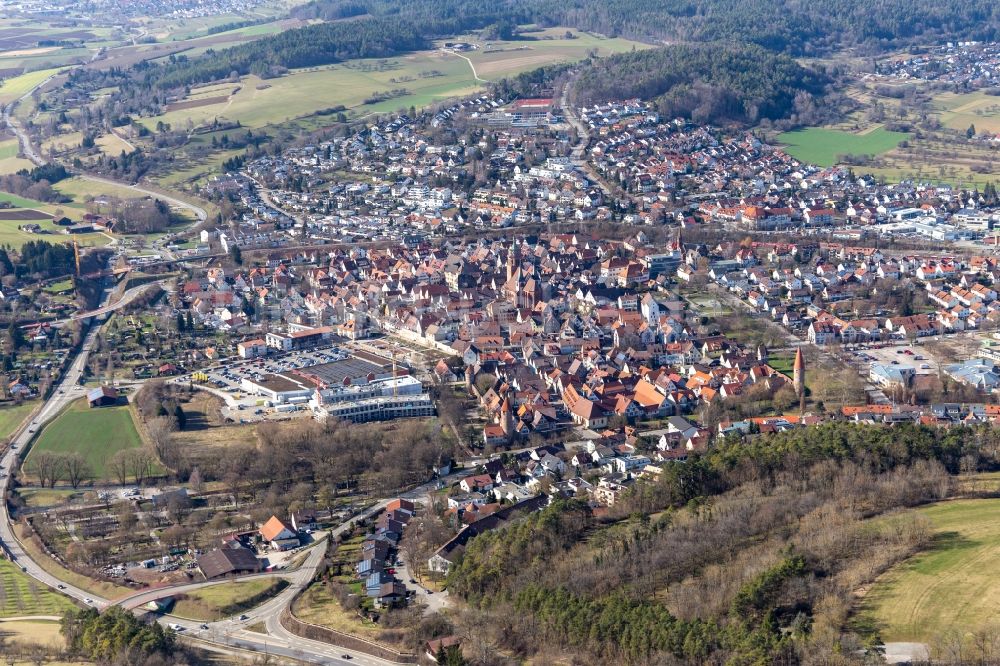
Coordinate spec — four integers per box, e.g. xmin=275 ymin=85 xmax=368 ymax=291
xmin=446 ymin=50 xmax=488 ymax=83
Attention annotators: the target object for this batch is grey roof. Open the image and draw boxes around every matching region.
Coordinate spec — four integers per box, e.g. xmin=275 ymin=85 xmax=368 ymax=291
xmin=197 ymin=545 xmax=261 ymax=579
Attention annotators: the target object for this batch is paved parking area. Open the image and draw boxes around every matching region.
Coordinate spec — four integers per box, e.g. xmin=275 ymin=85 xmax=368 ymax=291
xmin=173 ymin=343 xmax=354 ymax=420
xmin=852 ymin=340 xmax=939 ymax=376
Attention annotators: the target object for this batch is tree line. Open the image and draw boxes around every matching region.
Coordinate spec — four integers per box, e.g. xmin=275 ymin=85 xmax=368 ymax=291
xmin=571 ymin=43 xmax=828 ymax=124
xmin=291 ymin=0 xmax=1000 ymax=56
xmin=442 ymin=421 xmax=993 ymax=664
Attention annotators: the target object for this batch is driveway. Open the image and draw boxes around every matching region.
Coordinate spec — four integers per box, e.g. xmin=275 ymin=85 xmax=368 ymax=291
xmin=393 ymin=559 xmax=450 ymax=615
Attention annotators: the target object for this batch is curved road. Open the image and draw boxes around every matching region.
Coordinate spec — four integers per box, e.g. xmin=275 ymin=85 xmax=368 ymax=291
xmin=2 ymin=77 xmax=55 ymax=164
xmin=0 ymin=288 xmax=446 ymax=664
xmin=3 ymin=78 xmax=207 ymax=225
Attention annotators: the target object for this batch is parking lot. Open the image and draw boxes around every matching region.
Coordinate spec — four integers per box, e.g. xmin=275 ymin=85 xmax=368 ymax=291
xmin=173 ymin=343 xmax=353 ymax=420
xmin=853 ymin=340 xmax=939 ymax=376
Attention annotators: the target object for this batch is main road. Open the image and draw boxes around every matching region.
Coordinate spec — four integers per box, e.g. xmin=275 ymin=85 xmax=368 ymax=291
xmin=0 ymin=285 xmax=462 ymax=664
xmin=0 ymin=288 xmax=408 ymax=664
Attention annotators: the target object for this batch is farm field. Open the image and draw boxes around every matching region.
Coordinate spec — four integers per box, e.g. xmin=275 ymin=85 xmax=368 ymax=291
xmin=464 ymin=27 xmax=646 ymax=77
xmin=26 ymin=398 xmax=146 ymax=481
xmin=787 ymin=79 xmax=1000 ymax=188
xmin=53 ymin=175 xmax=148 ymax=203
xmin=0 ymin=560 xmax=76 ymax=618
xmin=0 ymin=214 xmax=112 ymax=250
xmin=0 ymin=67 xmax=63 ymax=105
xmin=139 ymin=29 xmax=646 ymax=133
xmin=137 ymin=28 xmax=645 ymax=186
xmin=0 ymin=137 xmax=33 ymax=175
xmin=776 ymin=127 xmax=910 ymax=167
xmin=934 ymin=90 xmax=1000 ymax=134
xmin=0 ymin=402 xmax=33 ymax=442
xmin=861 ymin=499 xmax=1000 ymax=643
xmin=0 ymin=618 xmax=65 ymax=650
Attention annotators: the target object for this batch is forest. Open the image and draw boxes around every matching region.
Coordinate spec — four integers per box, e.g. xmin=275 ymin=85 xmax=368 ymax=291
xmin=444 ymin=422 xmax=997 ymax=664
xmin=104 ymin=0 xmax=1000 ymax=95
xmin=571 ymin=44 xmax=828 ymax=124
xmin=291 ymin=0 xmax=1000 ymax=56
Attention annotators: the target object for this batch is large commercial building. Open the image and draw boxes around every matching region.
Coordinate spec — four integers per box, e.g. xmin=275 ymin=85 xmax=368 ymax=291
xmin=312 ymin=392 xmax=436 ymax=423
xmin=240 ymin=351 xmax=435 ymax=423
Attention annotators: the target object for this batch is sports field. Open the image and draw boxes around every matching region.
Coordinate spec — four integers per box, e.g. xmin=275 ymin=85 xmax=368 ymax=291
xmin=777 ymin=127 xmax=910 ymax=167
xmin=27 ymin=398 xmax=145 ymax=480
xmin=862 ymin=499 xmax=1000 ymax=642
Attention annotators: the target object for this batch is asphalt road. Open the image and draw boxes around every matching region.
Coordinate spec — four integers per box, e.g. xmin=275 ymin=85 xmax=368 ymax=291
xmin=2 ymin=77 xmax=54 ymax=165
xmin=0 ymin=308 xmax=105 ymax=608
xmin=0 ymin=293 xmax=401 ymax=664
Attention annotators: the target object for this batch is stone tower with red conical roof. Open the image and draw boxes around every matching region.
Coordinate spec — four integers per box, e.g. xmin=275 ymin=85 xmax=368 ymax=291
xmin=499 ymin=394 xmax=514 ymax=437
xmin=793 ymin=347 xmax=805 ymax=396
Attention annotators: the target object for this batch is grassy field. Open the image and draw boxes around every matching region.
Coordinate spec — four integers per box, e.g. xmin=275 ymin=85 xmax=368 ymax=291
xmin=0 ymin=212 xmax=112 ymax=249
xmin=777 ymin=127 xmax=910 ymax=167
xmin=0 ymin=67 xmax=63 ymax=105
xmin=53 ymin=175 xmax=147 ymax=203
xmin=0 ymin=618 xmax=65 ymax=650
xmin=0 ymin=402 xmax=33 ymax=441
xmin=293 ymin=581 xmax=385 ymax=640
xmin=934 ymin=90 xmax=1000 ymax=134
xmin=27 ymin=398 xmax=145 ymax=481
xmin=172 ymin=579 xmax=288 ymax=621
xmin=137 ymin=28 xmax=644 ymax=186
xmin=861 ymin=499 xmax=1000 ymax=643
xmin=17 ymin=487 xmax=81 ymax=509
xmin=0 ymin=137 xmax=33 ymax=175
xmin=790 ymin=79 xmax=1000 ymax=188
xmin=0 ymin=560 xmax=76 ymax=618
xmin=139 ymin=28 xmax=645 ymax=133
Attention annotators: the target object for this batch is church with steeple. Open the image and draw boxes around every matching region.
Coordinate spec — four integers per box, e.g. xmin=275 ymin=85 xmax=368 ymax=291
xmin=501 ymin=248 xmax=541 ymax=309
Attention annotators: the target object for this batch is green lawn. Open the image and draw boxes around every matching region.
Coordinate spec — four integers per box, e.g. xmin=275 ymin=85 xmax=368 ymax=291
xmin=0 ymin=191 xmax=59 ymax=209
xmin=861 ymin=499 xmax=1000 ymax=642
xmin=0 ymin=139 xmax=19 ymax=160
xmin=776 ymin=127 xmax=910 ymax=167
xmin=16 ymin=487 xmax=81 ymax=509
xmin=27 ymin=398 xmax=146 ymax=481
xmin=768 ymin=353 xmax=795 ymax=377
xmin=0 ymin=402 xmax=33 ymax=441
xmin=42 ymin=278 xmax=74 ymax=293
xmin=0 ymin=559 xmax=76 ymax=617
xmin=171 ymin=579 xmax=288 ymax=621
